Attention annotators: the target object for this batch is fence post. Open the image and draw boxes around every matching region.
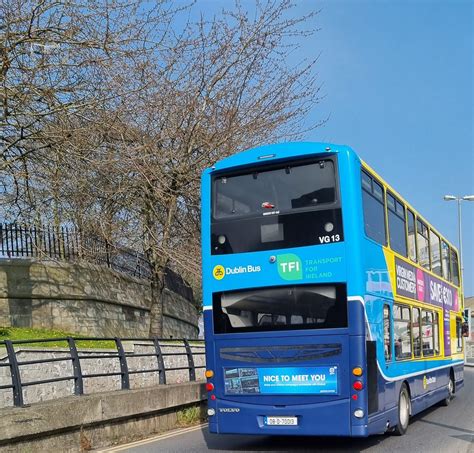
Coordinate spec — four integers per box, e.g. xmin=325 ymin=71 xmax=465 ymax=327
xmin=5 ymin=224 xmax=11 ymax=257
xmin=115 ymin=338 xmax=130 ymax=390
xmin=183 ymin=339 xmax=196 ymax=382
xmin=153 ymin=339 xmax=166 ymax=385
xmin=5 ymin=340 xmax=24 ymax=407
xmin=67 ymin=338 xmax=84 ymax=396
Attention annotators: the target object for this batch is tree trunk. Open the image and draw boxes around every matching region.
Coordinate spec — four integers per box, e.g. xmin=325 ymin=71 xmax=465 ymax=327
xmin=148 ymin=263 xmax=167 ymax=337
xmin=145 ymin=175 xmax=179 ymax=337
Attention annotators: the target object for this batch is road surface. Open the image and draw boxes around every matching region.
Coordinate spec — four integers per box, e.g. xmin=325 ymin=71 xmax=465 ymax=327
xmin=98 ymin=367 xmax=474 ymax=453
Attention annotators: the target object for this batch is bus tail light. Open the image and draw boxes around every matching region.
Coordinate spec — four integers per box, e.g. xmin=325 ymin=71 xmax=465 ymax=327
xmin=205 ymin=370 xmax=214 ymax=378
xmin=352 ymin=367 xmax=363 ymax=376
xmin=352 ymin=380 xmax=364 ymax=391
xmin=206 ymin=383 xmax=214 ymax=391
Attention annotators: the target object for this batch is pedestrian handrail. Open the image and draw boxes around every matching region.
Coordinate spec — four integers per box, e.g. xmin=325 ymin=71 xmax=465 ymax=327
xmin=0 ymin=337 xmax=205 ymax=407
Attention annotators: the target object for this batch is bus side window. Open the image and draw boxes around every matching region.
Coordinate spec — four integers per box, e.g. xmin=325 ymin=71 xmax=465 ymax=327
xmin=450 ymin=248 xmax=460 ymax=286
xmin=430 ymin=230 xmax=442 ymax=276
xmin=407 ymin=209 xmax=417 ymax=262
xmin=456 ymin=318 xmax=463 ymax=352
xmin=387 ymin=192 xmax=407 ymax=256
xmin=383 ymin=305 xmax=392 ymax=361
xmin=417 ymin=220 xmax=430 ymax=270
xmin=412 ymin=307 xmax=421 ymax=358
xmin=441 ymin=240 xmax=451 ymax=281
xmin=393 ymin=304 xmax=412 ymax=360
xmin=361 ymin=171 xmax=387 ymax=245
xmin=422 ymin=310 xmax=434 ymax=356
xmin=433 ymin=312 xmax=440 ymax=355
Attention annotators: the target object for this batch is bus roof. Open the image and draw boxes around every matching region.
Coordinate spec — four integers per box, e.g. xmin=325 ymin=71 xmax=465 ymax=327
xmin=210 ymin=142 xmax=353 ymax=172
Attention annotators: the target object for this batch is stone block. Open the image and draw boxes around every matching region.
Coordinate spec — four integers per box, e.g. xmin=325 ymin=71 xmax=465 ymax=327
xmin=0 ymin=395 xmax=103 ymax=441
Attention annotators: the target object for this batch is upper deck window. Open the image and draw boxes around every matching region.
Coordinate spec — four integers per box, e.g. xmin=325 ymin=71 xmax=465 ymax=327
xmin=407 ymin=209 xmax=417 ymax=262
xmin=430 ymin=230 xmax=442 ymax=276
xmin=213 ymin=159 xmax=336 ymax=220
xmin=450 ymin=247 xmax=460 ymax=286
xmin=361 ymin=171 xmax=386 ymax=245
xmin=441 ymin=240 xmax=451 ymax=281
xmin=387 ymin=191 xmax=407 ymax=257
xmin=417 ymin=220 xmax=430 ymax=270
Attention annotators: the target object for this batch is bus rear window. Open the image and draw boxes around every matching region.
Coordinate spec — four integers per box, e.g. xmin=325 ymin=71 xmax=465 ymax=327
xmin=213 ymin=160 xmax=336 ymax=219
xmin=213 ymin=284 xmax=347 ymax=334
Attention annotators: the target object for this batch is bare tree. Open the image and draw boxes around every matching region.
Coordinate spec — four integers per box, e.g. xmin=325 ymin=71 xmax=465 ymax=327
xmin=0 ymin=0 xmax=181 ymax=221
xmin=109 ymin=0 xmax=322 ymax=336
xmin=1 ymin=0 xmax=324 ymax=337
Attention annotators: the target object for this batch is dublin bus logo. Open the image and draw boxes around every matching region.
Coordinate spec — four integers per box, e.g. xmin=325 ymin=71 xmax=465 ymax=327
xmin=213 ymin=265 xmax=225 ymax=280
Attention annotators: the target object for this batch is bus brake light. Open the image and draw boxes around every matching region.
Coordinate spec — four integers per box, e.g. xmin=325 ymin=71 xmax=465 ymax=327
xmin=353 ymin=381 xmax=364 ymax=391
xmin=206 ymin=383 xmax=214 ymax=391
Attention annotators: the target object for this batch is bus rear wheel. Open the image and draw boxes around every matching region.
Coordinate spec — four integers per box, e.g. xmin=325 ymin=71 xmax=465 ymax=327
xmin=393 ymin=384 xmax=410 ymax=436
xmin=440 ymin=375 xmax=454 ymax=407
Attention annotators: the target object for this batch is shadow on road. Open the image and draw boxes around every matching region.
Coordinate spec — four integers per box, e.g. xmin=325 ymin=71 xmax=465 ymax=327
xmin=417 ymin=418 xmax=474 ymax=435
xmin=201 ymin=426 xmax=388 ymax=452
xmin=412 ymin=399 xmax=474 ymax=445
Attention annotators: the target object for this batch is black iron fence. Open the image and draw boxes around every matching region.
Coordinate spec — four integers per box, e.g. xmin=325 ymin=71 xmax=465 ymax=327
xmin=0 ymin=222 xmax=151 ymax=278
xmin=0 ymin=337 xmax=205 ymax=407
xmin=0 ymin=222 xmax=193 ymax=302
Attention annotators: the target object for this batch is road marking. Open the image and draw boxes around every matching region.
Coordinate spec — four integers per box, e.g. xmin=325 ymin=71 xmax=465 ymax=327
xmin=94 ymin=424 xmax=208 ymax=452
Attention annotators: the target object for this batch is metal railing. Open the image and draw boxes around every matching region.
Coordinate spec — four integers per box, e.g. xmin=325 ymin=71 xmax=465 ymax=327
xmin=0 ymin=222 xmax=194 ymax=302
xmin=0 ymin=337 xmax=205 ymax=407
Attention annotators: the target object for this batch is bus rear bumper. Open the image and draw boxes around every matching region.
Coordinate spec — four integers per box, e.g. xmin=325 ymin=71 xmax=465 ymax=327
xmin=209 ymin=397 xmax=360 ymax=436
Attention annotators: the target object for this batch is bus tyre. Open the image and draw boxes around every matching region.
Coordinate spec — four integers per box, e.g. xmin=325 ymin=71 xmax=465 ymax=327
xmin=394 ymin=384 xmax=410 ymax=436
xmin=441 ymin=375 xmax=454 ymax=407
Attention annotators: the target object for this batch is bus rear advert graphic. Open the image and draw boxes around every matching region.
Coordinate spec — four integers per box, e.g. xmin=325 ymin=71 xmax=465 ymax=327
xmin=224 ymin=366 xmax=338 ymax=395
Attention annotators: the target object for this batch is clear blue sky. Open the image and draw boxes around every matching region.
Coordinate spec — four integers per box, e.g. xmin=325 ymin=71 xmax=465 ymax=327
xmin=191 ymin=0 xmax=474 ymax=296
xmin=309 ymin=0 xmax=474 ymax=296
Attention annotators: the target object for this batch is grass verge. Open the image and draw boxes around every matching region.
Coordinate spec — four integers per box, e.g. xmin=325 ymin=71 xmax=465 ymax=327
xmin=0 ymin=327 xmax=115 ymax=348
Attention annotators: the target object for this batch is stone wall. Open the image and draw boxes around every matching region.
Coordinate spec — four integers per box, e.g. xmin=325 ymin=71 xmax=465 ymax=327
xmin=0 ymin=342 xmax=206 ymax=409
xmin=0 ymin=259 xmax=199 ymax=338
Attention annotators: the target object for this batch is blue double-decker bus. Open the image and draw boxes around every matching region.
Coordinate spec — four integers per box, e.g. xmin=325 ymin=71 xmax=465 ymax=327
xmin=201 ymin=142 xmax=464 ymax=437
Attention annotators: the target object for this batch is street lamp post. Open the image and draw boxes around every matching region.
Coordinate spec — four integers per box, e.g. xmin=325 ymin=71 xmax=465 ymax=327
xmin=443 ymin=194 xmax=474 ymax=281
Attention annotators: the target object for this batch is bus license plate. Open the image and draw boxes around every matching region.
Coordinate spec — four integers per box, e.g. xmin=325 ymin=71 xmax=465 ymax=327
xmin=264 ymin=416 xmax=298 ymax=426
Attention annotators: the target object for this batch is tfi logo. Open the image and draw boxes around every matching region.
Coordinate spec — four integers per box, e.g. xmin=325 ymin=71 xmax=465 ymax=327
xmin=277 ymin=254 xmax=302 ymax=280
